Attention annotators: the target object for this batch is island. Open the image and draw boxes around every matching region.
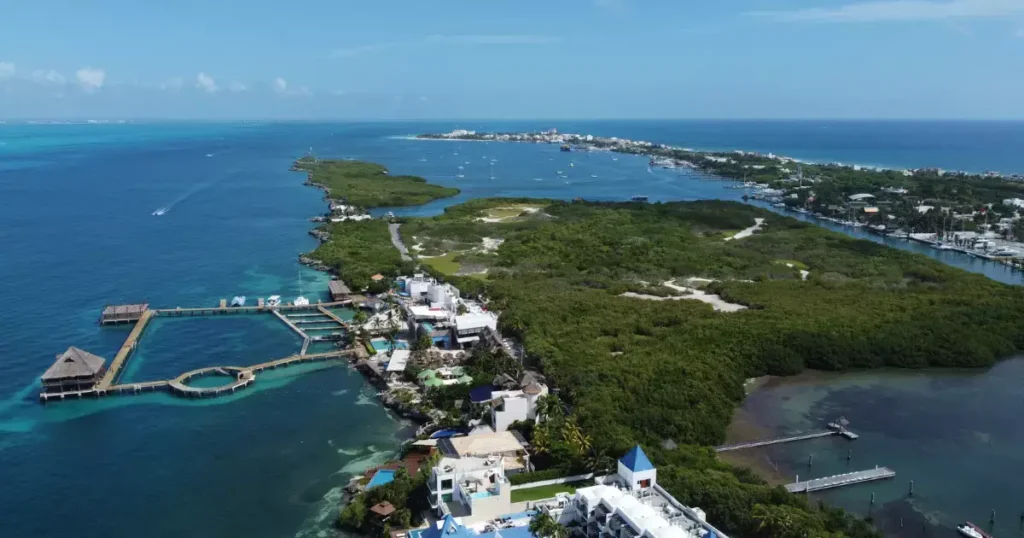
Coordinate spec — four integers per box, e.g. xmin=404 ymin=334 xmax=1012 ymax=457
xmin=419 ymin=130 xmax=1024 ymax=264
xmin=308 ymin=154 xmax=1024 ymax=538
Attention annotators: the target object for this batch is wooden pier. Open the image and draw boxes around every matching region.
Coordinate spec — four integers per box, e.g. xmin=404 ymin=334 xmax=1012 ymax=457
xmin=785 ymin=466 xmax=896 ymax=493
xmin=41 ymin=299 xmax=359 ymax=403
xmin=714 ymin=428 xmax=858 ymax=452
xmin=153 ymin=300 xmax=353 ymax=317
xmin=96 ymin=309 xmax=154 ymax=390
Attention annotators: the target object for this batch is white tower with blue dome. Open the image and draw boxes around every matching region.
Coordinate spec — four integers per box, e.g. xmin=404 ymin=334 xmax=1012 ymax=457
xmin=617 ymin=444 xmax=657 ymax=491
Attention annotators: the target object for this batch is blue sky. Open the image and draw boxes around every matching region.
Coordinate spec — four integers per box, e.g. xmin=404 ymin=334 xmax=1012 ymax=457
xmin=2 ymin=0 xmax=1024 ymax=119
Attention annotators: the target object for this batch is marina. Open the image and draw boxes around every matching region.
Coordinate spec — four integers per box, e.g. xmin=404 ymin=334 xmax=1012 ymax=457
xmin=40 ymin=299 xmax=362 ymax=403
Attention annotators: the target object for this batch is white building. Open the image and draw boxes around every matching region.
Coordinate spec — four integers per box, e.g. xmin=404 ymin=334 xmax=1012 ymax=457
xmin=403 ymin=274 xmax=435 ymax=298
xmin=1003 ymin=198 xmax=1024 ymax=209
xmin=429 ymin=432 xmax=529 ymax=520
xmin=454 ymin=313 xmax=498 ymax=346
xmin=489 ymin=378 xmax=548 ymax=432
xmin=428 ymin=282 xmax=460 ymax=311
xmin=543 ymin=446 xmax=727 ymax=538
xmin=428 ymin=455 xmax=511 ymax=521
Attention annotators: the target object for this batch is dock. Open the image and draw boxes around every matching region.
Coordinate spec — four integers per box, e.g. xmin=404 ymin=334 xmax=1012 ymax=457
xmin=41 ymin=299 xmax=359 ymax=404
xmin=714 ymin=428 xmax=858 ymax=452
xmin=96 ymin=309 xmax=154 ymax=390
xmin=785 ymin=466 xmax=895 ymax=493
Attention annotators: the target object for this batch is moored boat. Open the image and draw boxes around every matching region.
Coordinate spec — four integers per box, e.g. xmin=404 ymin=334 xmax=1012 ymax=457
xmin=230 ymin=296 xmax=246 ymax=307
xmin=266 ymin=295 xmax=281 ymax=307
xmin=958 ymin=522 xmax=992 ymax=538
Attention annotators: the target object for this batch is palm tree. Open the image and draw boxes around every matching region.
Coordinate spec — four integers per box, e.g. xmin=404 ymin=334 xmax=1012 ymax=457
xmin=584 ymin=446 xmax=614 ymax=474
xmin=536 ymin=394 xmax=563 ymax=423
xmin=529 ymin=512 xmax=567 ymax=538
xmin=563 ymin=417 xmax=591 ymax=455
xmin=353 ymin=310 xmax=368 ymax=326
xmin=531 ymin=426 xmax=551 ymax=456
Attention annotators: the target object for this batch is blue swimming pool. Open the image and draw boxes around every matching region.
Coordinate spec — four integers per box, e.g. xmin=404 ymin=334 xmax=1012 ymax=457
xmin=371 ymin=339 xmax=409 ymax=352
xmin=366 ymin=469 xmax=396 ymax=489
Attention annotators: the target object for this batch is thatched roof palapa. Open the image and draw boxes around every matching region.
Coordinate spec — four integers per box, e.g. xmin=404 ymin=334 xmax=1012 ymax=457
xmin=42 ymin=347 xmax=106 ymax=381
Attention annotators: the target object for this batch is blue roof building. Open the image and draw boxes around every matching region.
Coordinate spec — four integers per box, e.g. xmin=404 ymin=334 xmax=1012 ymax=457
xmin=617 ymin=444 xmax=657 ymax=491
xmin=619 ymin=444 xmax=655 ymax=473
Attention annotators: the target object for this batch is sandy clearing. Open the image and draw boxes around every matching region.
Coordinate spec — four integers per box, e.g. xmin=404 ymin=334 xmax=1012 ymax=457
xmin=725 ymin=218 xmax=765 ymax=241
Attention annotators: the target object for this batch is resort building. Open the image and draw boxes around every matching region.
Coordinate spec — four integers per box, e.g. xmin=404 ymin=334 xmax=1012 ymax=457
xmin=454 ymin=313 xmax=499 ymax=347
xmin=488 ymin=373 xmax=548 ymax=432
xmin=542 ymin=446 xmax=727 ymax=538
xmin=429 ymin=431 xmax=531 ymax=519
xmin=41 ymin=347 xmax=107 ymax=393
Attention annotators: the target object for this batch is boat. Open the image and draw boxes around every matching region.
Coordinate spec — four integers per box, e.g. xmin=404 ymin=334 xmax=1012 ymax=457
xmin=933 ymin=243 xmax=954 ymax=251
xmin=294 ymin=270 xmax=309 ymax=306
xmin=569 ymin=162 xmax=574 ymax=168
xmin=992 ymin=247 xmax=1019 ymax=257
xmin=152 ymin=208 xmax=167 ymax=216
xmin=230 ymin=296 xmax=246 ymax=307
xmin=267 ymin=295 xmax=282 ymax=307
xmin=958 ymin=522 xmax=991 ymax=538
xmin=591 ymin=174 xmax=598 ymax=178
xmin=560 ymin=144 xmax=571 ymax=152
xmin=630 ymin=195 xmax=649 ymax=202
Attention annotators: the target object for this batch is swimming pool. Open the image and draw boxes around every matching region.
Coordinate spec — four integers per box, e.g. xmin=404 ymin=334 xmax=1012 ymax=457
xmin=366 ymin=469 xmax=396 ymax=489
xmin=371 ymin=339 xmax=410 ymax=352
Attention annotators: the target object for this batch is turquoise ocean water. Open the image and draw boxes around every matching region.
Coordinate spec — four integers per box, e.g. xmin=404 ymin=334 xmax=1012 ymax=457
xmin=1 ymin=120 xmax=1022 ymax=537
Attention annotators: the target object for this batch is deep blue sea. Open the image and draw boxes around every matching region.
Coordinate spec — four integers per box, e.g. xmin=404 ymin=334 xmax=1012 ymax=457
xmin=1 ymin=120 xmax=1023 ymax=537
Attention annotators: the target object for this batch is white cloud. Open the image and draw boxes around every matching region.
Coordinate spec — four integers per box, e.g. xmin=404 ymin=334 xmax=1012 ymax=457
xmin=329 ymin=42 xmax=400 ymax=59
xmin=748 ymin=0 xmax=1024 ymax=23
xmin=272 ymin=77 xmax=288 ymax=93
xmin=0 ymin=62 xmax=14 ymax=79
xmin=75 ymin=67 xmax=106 ymax=92
xmin=273 ymin=77 xmax=312 ymax=96
xmin=425 ymin=34 xmax=562 ymax=45
xmin=31 ymin=69 xmax=65 ymax=86
xmin=159 ymin=77 xmax=184 ymax=91
xmin=227 ymin=81 xmax=248 ymax=92
xmin=195 ymin=72 xmax=219 ymax=93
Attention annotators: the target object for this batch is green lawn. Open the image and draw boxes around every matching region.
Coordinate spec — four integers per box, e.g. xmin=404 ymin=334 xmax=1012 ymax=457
xmin=422 ymin=252 xmax=461 ymax=275
xmin=509 ymin=481 xmax=589 ymax=503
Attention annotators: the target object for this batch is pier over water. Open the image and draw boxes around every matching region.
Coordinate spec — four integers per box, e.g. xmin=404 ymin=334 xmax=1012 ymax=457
xmin=40 ymin=300 xmax=361 ymax=403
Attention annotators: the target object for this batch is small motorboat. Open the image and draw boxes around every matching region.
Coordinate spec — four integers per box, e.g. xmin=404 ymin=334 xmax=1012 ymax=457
xmin=230 ymin=296 xmax=246 ymax=307
xmin=266 ymin=295 xmax=282 ymax=307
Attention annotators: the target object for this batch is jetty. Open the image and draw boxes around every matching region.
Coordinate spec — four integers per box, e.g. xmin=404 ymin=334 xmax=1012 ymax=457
xmin=714 ymin=427 xmax=858 ymax=452
xmin=785 ymin=466 xmax=896 ymax=493
xmin=40 ymin=299 xmax=357 ymax=403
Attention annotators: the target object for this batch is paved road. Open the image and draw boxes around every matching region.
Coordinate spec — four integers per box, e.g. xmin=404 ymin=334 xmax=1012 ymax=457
xmin=389 ymin=223 xmax=412 ymax=261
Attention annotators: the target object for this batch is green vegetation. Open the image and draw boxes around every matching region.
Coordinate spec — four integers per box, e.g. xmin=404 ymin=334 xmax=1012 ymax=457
xmin=338 ymin=454 xmax=439 ymax=538
xmin=295 ymin=158 xmax=459 ymax=208
xmin=421 ymin=252 xmax=461 ymax=275
xmin=510 ymin=481 xmax=589 ymax=503
xmin=308 ymin=219 xmax=414 ymax=292
xmin=383 ymin=197 xmax=1024 ymax=538
xmin=321 ymin=176 xmax=1024 ymax=538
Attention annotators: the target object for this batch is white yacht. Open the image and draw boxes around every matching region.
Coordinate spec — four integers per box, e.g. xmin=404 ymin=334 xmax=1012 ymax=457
xmin=230 ymin=296 xmax=246 ymax=307
xmin=957 ymin=522 xmax=991 ymax=538
xmin=992 ymin=247 xmax=1019 ymax=257
xmin=266 ymin=295 xmax=282 ymax=307
xmin=293 ymin=296 xmax=310 ymax=306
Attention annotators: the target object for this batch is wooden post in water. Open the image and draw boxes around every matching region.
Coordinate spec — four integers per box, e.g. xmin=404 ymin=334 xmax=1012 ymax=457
xmin=847 ymin=449 xmax=852 ymax=461
xmin=991 ymin=509 xmax=996 ymax=523
xmin=870 ymin=493 xmax=875 ymax=505
xmin=909 ymin=480 xmax=915 ymax=497
xmin=808 ymin=454 xmax=814 ymax=467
